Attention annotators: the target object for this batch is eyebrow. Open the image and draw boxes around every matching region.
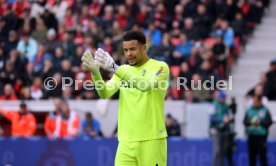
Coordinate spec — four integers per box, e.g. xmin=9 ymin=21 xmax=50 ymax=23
xmin=123 ymin=46 xmax=136 ymax=50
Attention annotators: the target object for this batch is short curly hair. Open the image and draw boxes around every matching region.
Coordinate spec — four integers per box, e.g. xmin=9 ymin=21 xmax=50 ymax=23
xmin=122 ymin=31 xmax=146 ymax=45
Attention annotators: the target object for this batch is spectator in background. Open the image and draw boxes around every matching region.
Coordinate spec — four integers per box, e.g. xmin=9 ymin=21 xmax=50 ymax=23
xmin=9 ymin=49 xmax=27 ymax=75
xmin=62 ymin=86 xmax=73 ymax=100
xmin=165 ymin=114 xmax=181 ymax=136
xmin=31 ymin=18 xmax=47 ymax=44
xmin=246 ymin=84 xmax=269 ymax=108
xmin=60 ymin=59 xmax=74 ymax=80
xmin=3 ymin=30 xmax=18 ymax=56
xmin=41 ymin=59 xmax=55 ymax=81
xmin=0 ymin=84 xmax=18 ymax=100
xmin=191 ymin=74 xmax=212 ymax=102
xmin=264 ymin=58 xmax=276 ymax=100
xmin=231 ymin=12 xmax=246 ymax=45
xmin=30 ymin=76 xmax=43 ymax=100
xmin=0 ymin=59 xmax=18 ymax=86
xmin=63 ymin=8 xmax=77 ymax=30
xmin=175 ymin=33 xmax=193 ymax=60
xmin=0 ymin=0 xmax=268 ymax=101
xmin=210 ymin=91 xmax=234 ymax=166
xmin=0 ymin=102 xmax=36 ymax=137
xmin=44 ymin=72 xmax=63 ymax=99
xmin=136 ymin=3 xmax=150 ymax=28
xmin=61 ymin=31 xmax=76 ymax=61
xmin=50 ymin=0 xmax=68 ymax=23
xmin=72 ymin=72 xmax=86 ymax=99
xmin=217 ymin=20 xmax=235 ymax=48
xmin=0 ymin=15 xmax=9 ymax=42
xmin=17 ymin=31 xmax=38 ymax=62
xmin=148 ymin=32 xmax=172 ymax=63
xmin=0 ymin=47 xmax=5 ymax=74
xmin=58 ymin=101 xmax=80 ymax=137
xmin=179 ymin=62 xmax=192 ymax=90
xmin=183 ymin=17 xmax=199 ymax=41
xmin=40 ymin=7 xmax=58 ymax=31
xmin=32 ymin=44 xmax=52 ymax=74
xmin=85 ymin=20 xmax=104 ymax=46
xmin=144 ymin=24 xmax=162 ymax=46
xmin=212 ymin=33 xmax=228 ymax=79
xmin=45 ymin=28 xmax=61 ymax=56
xmin=22 ymin=62 xmax=35 ymax=87
xmin=71 ymin=46 xmax=84 ymax=73
xmin=196 ymin=60 xmax=215 ymax=81
xmin=44 ymin=97 xmax=63 ymax=138
xmin=194 ymin=4 xmax=212 ymax=39
xmin=101 ymin=5 xmax=115 ymax=31
xmin=52 ymin=47 xmax=65 ymax=72
xmin=81 ymin=112 xmax=101 ymax=138
xmin=243 ymin=95 xmax=272 ymax=166
xmin=20 ymin=87 xmax=33 ymax=100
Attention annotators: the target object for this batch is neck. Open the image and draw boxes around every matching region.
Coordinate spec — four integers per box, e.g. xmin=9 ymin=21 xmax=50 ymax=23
xmin=135 ymin=56 xmax=150 ymax=67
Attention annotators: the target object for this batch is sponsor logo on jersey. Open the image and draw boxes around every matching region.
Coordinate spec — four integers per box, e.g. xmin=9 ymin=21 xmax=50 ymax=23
xmin=156 ymin=67 xmax=163 ymax=76
xmin=141 ymin=69 xmax=146 ymax=76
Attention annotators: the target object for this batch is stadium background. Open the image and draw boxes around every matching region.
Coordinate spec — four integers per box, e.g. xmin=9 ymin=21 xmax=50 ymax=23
xmin=0 ymin=0 xmax=276 ymax=165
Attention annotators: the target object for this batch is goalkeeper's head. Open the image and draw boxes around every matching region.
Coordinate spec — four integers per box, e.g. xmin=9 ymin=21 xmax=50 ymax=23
xmin=122 ymin=31 xmax=148 ymax=67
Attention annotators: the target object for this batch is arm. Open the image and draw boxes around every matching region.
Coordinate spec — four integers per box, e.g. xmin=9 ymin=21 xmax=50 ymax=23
xmin=44 ymin=115 xmax=53 ymax=137
xmin=27 ymin=115 xmax=36 ymax=136
xmin=81 ymin=50 xmax=120 ymax=99
xmin=0 ymin=109 xmax=17 ymax=122
xmin=71 ymin=115 xmax=80 ymax=137
xmin=260 ymin=109 xmax=273 ymax=128
xmin=243 ymin=111 xmax=251 ymax=127
xmin=93 ymin=48 xmax=169 ymax=91
xmin=25 ymin=115 xmax=37 ymax=136
xmin=92 ymin=73 xmax=120 ymax=99
xmin=94 ymin=120 xmax=100 ymax=135
xmin=114 ymin=63 xmax=169 ymax=92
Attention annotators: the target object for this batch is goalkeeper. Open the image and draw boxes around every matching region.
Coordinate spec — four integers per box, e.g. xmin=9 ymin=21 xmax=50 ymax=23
xmin=81 ymin=31 xmax=169 ymax=166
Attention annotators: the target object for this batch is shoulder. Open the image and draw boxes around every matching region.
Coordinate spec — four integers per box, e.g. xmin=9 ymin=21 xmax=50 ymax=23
xmin=27 ymin=113 xmax=36 ymax=119
xmin=212 ymin=100 xmax=219 ymax=106
xmin=119 ymin=64 xmax=131 ymax=70
xmin=149 ymin=59 xmax=169 ymax=73
xmin=150 ymin=59 xmax=169 ymax=67
xmin=261 ymin=105 xmax=270 ymax=113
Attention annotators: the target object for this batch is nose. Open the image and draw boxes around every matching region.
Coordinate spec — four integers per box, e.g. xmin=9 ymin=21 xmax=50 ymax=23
xmin=125 ymin=51 xmax=132 ymax=58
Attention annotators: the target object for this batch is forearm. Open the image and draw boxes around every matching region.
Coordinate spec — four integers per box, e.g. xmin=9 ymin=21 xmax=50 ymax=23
xmin=260 ymin=113 xmax=273 ymax=127
xmin=91 ymin=73 xmax=118 ymax=99
xmin=243 ymin=115 xmax=251 ymax=127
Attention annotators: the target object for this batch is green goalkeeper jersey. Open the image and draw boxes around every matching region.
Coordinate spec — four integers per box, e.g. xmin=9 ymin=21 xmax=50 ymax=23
xmin=92 ymin=59 xmax=169 ymax=142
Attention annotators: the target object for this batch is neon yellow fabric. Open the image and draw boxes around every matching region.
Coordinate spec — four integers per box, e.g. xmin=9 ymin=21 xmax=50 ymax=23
xmin=115 ymin=138 xmax=167 ymax=166
xmin=92 ymin=59 xmax=169 ymax=142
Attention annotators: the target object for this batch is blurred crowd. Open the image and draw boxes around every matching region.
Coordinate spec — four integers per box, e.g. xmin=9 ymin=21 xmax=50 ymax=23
xmin=0 ymin=0 xmax=270 ymax=101
xmin=0 ymin=97 xmax=183 ymax=138
xmin=246 ymin=58 xmax=276 ymax=103
xmin=0 ymin=98 xmax=103 ymax=138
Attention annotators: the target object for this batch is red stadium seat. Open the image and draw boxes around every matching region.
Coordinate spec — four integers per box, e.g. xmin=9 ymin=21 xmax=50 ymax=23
xmin=170 ymin=66 xmax=181 ymax=77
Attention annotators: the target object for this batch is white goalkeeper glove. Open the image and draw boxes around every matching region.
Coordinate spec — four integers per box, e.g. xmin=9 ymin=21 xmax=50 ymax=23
xmin=94 ymin=48 xmax=119 ymax=73
xmin=81 ymin=50 xmax=100 ymax=75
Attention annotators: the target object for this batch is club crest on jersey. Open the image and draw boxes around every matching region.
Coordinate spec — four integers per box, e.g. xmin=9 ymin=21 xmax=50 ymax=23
xmin=141 ymin=69 xmax=146 ymax=76
xmin=156 ymin=67 xmax=163 ymax=76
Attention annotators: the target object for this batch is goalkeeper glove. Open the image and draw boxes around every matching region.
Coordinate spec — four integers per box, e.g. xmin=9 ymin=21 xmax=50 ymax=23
xmin=81 ymin=50 xmax=100 ymax=75
xmin=94 ymin=48 xmax=119 ymax=73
